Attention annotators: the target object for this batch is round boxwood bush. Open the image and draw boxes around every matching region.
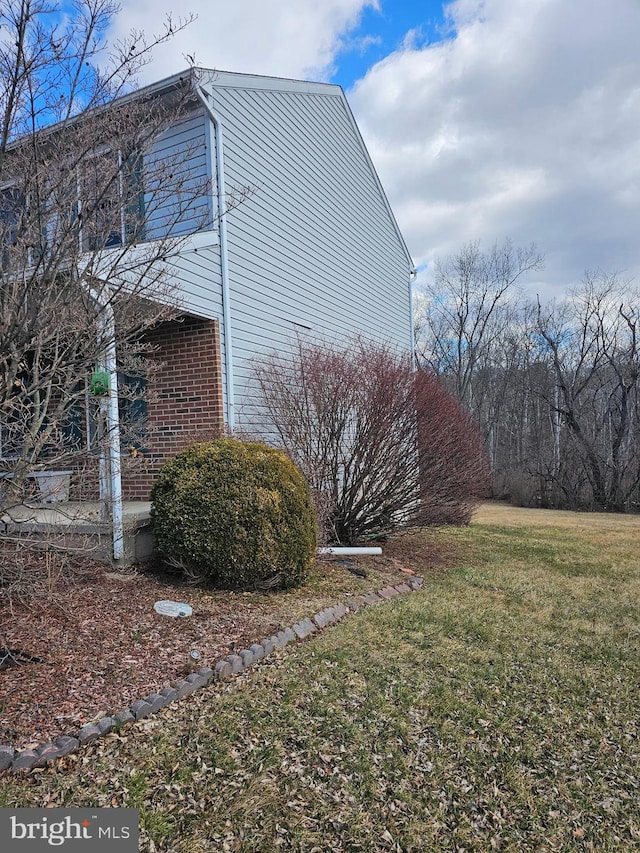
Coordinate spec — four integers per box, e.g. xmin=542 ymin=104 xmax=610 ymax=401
xmin=151 ymin=438 xmax=317 ymax=589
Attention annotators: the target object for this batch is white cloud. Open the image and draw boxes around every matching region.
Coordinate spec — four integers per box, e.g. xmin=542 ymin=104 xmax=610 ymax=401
xmin=109 ymin=0 xmax=378 ymax=83
xmin=350 ymin=0 xmax=640 ymax=298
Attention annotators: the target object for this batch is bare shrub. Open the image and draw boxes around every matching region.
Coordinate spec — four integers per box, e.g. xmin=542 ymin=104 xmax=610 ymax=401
xmin=254 ymin=338 xmax=490 ymax=544
xmin=0 ymin=538 xmax=99 ymax=609
xmin=415 ymin=369 xmax=491 ymax=524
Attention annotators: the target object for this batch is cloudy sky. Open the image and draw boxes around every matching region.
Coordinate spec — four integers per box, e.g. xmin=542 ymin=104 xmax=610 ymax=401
xmin=108 ymin=0 xmax=640 ymax=300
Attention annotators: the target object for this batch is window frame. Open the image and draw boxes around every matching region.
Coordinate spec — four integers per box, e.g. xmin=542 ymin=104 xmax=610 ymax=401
xmin=74 ymin=145 xmax=145 ymax=252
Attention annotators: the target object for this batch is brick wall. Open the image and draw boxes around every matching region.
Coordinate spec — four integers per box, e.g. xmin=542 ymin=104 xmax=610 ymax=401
xmin=121 ymin=315 xmax=225 ymax=499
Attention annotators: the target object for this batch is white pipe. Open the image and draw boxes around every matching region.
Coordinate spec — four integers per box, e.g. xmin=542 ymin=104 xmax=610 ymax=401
xmin=318 ymin=546 xmax=382 ymax=556
xmin=103 ymin=312 xmax=124 ymax=561
xmin=89 ymin=286 xmax=124 ymax=561
xmin=194 ymin=83 xmax=236 ymax=430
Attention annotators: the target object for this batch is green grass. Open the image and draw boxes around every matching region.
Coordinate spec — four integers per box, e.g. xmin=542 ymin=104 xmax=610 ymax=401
xmin=1 ymin=508 xmax=639 ymax=851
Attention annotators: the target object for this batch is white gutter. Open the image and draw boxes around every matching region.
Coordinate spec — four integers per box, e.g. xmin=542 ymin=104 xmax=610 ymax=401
xmin=318 ymin=546 xmax=382 ymax=556
xmin=89 ymin=286 xmax=124 ymax=561
xmin=194 ymin=83 xmax=236 ymax=430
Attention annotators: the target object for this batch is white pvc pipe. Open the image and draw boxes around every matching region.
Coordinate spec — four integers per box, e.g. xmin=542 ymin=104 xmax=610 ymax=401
xmin=195 ymin=83 xmax=236 ymax=430
xmin=318 ymin=546 xmax=382 ymax=556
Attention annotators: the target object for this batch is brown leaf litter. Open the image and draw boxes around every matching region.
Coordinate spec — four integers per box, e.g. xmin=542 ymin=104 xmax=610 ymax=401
xmin=0 ymin=533 xmax=448 ymax=752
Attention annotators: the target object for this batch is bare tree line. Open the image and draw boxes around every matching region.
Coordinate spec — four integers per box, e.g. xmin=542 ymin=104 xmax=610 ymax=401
xmin=415 ymin=240 xmax=640 ymax=512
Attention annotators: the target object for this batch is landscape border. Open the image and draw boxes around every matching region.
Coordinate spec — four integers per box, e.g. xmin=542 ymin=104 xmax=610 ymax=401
xmin=0 ymin=578 xmax=423 ymax=774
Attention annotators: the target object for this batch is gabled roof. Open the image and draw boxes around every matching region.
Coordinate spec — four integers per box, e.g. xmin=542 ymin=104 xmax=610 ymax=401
xmin=192 ymin=68 xmax=414 ymax=269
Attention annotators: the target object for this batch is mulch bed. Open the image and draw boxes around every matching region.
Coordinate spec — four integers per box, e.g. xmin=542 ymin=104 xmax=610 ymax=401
xmin=0 ymin=534 xmax=446 ymax=751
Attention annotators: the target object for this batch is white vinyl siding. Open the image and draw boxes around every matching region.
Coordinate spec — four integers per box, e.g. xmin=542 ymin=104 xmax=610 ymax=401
xmin=143 ymin=109 xmax=212 ymax=241
xmin=199 ymin=74 xmax=412 ymax=428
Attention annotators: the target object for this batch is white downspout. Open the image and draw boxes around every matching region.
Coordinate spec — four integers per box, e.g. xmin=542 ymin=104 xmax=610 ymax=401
xmin=89 ymin=286 xmax=124 ymax=561
xmin=194 ymin=83 xmax=236 ymax=430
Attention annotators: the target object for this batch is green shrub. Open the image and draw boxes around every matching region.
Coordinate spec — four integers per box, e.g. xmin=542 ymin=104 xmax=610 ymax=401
xmin=150 ymin=438 xmax=317 ymax=589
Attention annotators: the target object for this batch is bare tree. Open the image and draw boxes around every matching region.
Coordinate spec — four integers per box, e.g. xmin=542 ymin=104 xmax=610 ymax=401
xmin=415 ymin=238 xmax=549 ymax=501
xmin=536 ymin=274 xmax=640 ymax=511
xmin=418 ymin=240 xmax=640 ymax=513
xmin=0 ymin=1 xmax=246 ymax=554
xmin=415 ymin=238 xmax=544 ymax=420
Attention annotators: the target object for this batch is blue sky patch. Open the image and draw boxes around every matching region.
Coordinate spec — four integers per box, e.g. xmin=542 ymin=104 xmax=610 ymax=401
xmin=331 ymin=0 xmax=449 ymax=88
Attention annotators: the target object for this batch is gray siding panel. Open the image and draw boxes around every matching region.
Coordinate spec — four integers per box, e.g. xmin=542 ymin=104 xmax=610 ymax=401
xmin=204 ymin=80 xmax=412 ymax=428
xmin=145 ymin=73 xmax=413 ymax=431
xmin=169 ymin=247 xmax=223 ymax=316
xmin=144 ymin=109 xmax=212 ymax=241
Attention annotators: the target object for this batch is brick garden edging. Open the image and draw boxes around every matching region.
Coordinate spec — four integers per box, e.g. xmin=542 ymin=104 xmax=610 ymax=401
xmin=0 ymin=577 xmax=423 ymax=774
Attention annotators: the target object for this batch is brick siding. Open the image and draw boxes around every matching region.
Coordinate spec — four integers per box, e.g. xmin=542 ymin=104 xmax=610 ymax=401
xmin=121 ymin=315 xmax=225 ymax=499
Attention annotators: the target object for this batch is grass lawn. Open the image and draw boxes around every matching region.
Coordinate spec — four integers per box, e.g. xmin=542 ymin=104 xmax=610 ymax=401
xmin=1 ymin=504 xmax=639 ymax=851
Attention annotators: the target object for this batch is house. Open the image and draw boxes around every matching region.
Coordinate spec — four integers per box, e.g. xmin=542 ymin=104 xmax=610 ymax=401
xmin=0 ymin=67 xmax=415 ymax=557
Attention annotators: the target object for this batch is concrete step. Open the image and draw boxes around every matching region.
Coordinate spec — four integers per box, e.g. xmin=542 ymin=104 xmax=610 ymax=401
xmin=0 ymin=501 xmax=154 ymax=566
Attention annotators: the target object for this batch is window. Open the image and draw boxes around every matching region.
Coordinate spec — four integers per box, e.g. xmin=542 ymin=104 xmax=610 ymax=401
xmin=2 ymin=145 xmax=145 ymax=267
xmin=0 ymin=357 xmax=30 ymax=460
xmin=0 ymin=350 xmax=90 ymax=462
xmin=0 ymin=186 xmax=23 ymax=245
xmin=118 ymin=371 xmax=148 ymax=453
xmin=1 ymin=182 xmax=55 ymax=269
xmin=75 ymin=148 xmax=145 ymax=251
xmin=0 ymin=185 xmax=43 ymax=269
xmin=84 ymin=369 xmax=148 ymax=456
